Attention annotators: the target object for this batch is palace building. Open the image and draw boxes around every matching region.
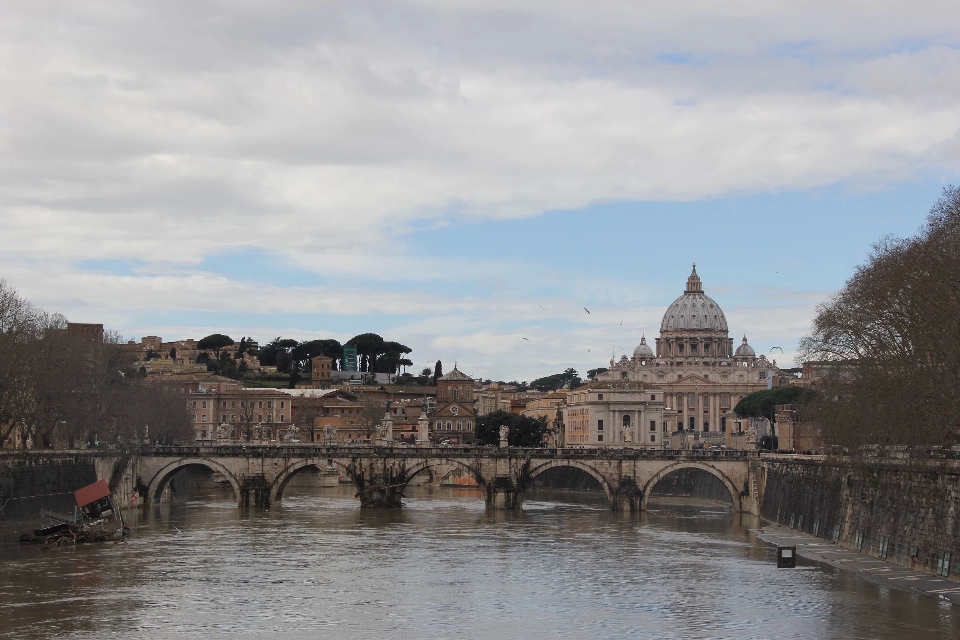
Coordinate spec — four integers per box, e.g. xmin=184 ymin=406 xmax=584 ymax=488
xmin=596 ymin=265 xmax=783 ymax=444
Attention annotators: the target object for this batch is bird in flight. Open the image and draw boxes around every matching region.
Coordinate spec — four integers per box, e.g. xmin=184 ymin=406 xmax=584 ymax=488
xmin=584 ymin=307 xmax=591 ymax=314
xmin=538 ymin=304 xmax=546 ymax=309
xmin=620 ymin=320 xmax=623 ymax=325
xmin=522 ymin=337 xmax=529 ymax=341
xmin=770 ymin=346 xmax=783 ymax=352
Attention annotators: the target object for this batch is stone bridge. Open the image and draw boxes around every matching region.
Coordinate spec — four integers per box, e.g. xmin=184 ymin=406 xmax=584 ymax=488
xmin=137 ymin=446 xmax=762 ymax=513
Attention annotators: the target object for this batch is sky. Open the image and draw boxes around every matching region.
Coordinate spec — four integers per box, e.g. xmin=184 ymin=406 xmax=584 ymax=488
xmin=2 ymin=1 xmax=959 ymax=381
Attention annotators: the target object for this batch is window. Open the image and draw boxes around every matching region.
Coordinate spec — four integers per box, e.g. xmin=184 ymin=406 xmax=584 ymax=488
xmin=704 ymin=374 xmax=709 ymax=380
xmin=231 ymin=401 xmax=236 ymax=408
xmin=452 ymin=387 xmax=459 ymax=399
xmin=267 ymin=415 xmax=273 ymax=422
xmin=597 ymin=419 xmax=604 ymax=431
xmin=688 ymin=394 xmax=695 ymax=407
xmin=446 ymin=421 xmax=452 ymax=430
xmin=222 ymin=401 xmax=227 ymax=409
xmin=436 ymin=421 xmax=442 ymax=430
xmin=192 ymin=401 xmax=197 ymax=408
xmin=456 ymin=422 xmax=462 ymax=431
xmin=721 ymin=394 xmax=730 ymax=408
xmin=280 ymin=415 xmax=285 ymax=423
xmin=703 ymin=421 xmax=709 ymax=432
xmin=221 ymin=414 xmax=226 ymax=422
xmin=258 ymin=401 xmax=263 ymax=409
xmin=202 ymin=401 xmax=207 ymax=409
xmin=267 ymin=401 xmax=272 ymax=409
xmin=650 ymin=434 xmax=656 ymax=442
xmin=650 ymin=395 xmax=656 ymax=401
xmin=201 ymin=430 xmax=207 ymax=439
xmin=258 ymin=414 xmax=263 ymax=422
xmin=598 ymin=393 xmax=604 ymax=400
xmin=192 ymin=415 xmax=197 ymax=422
xmin=721 ymin=417 xmax=727 ymax=433
xmin=597 ymin=434 xmax=603 ymax=442
xmin=650 ymin=420 xmax=656 ymax=432
xmin=231 ymin=414 xmax=236 ymax=422
xmin=201 ymin=414 xmax=207 ymax=422
xmin=678 ymin=344 xmax=684 ymax=353
xmin=622 ymin=415 xmax=631 ymax=427
xmin=621 ymin=372 xmax=628 ymax=379
xmin=466 ymin=421 xmax=472 ymax=430
xmin=678 ymin=374 xmax=683 ymax=380
xmin=759 ymin=372 xmax=767 ymax=380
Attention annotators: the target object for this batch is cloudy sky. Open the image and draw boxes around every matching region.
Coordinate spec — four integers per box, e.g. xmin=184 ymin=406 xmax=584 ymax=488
xmin=2 ymin=1 xmax=958 ymax=380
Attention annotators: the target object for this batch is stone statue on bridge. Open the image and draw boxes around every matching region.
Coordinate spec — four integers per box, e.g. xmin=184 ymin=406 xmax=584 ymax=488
xmin=216 ymin=423 xmax=231 ymax=441
xmin=623 ymin=425 xmax=633 ymax=444
xmin=499 ymin=425 xmax=510 ymax=447
xmin=285 ymin=424 xmax=300 ymax=443
xmin=323 ymin=424 xmax=338 ymax=445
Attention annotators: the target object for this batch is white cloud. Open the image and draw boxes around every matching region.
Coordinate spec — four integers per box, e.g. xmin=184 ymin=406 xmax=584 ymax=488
xmin=0 ymin=1 xmax=955 ymax=377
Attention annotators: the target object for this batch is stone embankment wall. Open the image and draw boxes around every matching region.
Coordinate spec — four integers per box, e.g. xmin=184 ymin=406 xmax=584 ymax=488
xmin=761 ymin=456 xmax=960 ymax=581
xmin=0 ymin=452 xmax=139 ymax=534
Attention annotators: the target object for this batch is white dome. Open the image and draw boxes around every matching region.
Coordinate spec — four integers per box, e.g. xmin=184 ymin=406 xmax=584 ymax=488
xmin=660 ymin=265 xmax=729 ymax=332
xmin=633 ymin=335 xmax=654 ymax=359
xmin=735 ymin=336 xmax=756 ymax=357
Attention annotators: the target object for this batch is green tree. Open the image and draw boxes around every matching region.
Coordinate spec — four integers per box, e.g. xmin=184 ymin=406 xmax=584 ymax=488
xmin=197 ymin=334 xmax=234 ymax=373
xmin=530 ymin=368 xmax=582 ymax=392
xmin=733 ymin=387 xmax=815 ymax=421
xmin=433 ymin=360 xmax=443 ymax=384
xmin=259 ymin=337 xmax=298 ymax=371
xmin=346 ymin=333 xmax=385 ymax=372
xmin=292 ymin=338 xmax=343 ymax=372
xmin=475 ymin=410 xmax=549 ymax=447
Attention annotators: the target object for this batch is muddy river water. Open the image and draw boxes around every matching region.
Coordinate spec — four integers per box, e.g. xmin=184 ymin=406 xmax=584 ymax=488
xmin=1 ymin=484 xmax=958 ymax=639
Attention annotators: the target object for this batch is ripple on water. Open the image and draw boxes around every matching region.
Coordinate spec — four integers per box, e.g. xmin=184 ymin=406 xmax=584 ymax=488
xmin=0 ymin=486 xmax=957 ymax=639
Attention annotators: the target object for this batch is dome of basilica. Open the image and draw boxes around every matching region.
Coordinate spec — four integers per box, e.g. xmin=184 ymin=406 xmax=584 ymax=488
xmin=633 ymin=335 xmax=654 ymax=359
xmin=659 ymin=265 xmax=729 ymax=333
xmin=735 ymin=335 xmax=756 ymax=357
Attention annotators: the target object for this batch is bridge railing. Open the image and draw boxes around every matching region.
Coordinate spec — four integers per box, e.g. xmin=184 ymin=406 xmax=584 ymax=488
xmin=139 ymin=444 xmax=759 ymax=460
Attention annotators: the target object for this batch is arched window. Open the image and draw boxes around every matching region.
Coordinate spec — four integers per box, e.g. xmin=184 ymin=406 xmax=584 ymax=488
xmin=622 ymin=415 xmax=631 ymax=427
xmin=452 ymin=387 xmax=459 ymax=399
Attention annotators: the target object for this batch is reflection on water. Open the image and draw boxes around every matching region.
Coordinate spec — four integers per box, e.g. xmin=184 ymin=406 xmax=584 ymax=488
xmin=1 ymin=483 xmax=957 ymax=640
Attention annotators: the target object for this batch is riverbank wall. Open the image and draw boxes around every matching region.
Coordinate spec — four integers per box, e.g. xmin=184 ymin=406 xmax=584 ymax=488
xmin=0 ymin=451 xmax=138 ymax=534
xmin=759 ymin=455 xmax=960 ymax=582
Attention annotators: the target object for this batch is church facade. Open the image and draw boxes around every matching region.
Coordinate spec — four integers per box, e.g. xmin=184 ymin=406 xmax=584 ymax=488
xmin=596 ymin=266 xmax=781 ymax=442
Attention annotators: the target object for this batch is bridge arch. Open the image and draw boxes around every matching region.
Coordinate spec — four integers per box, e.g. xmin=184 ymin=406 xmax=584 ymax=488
xmin=641 ymin=461 xmax=741 ymax=512
xmin=402 ymin=458 xmax=487 ymax=493
xmin=145 ymin=458 xmax=242 ymax=504
xmin=270 ymin=458 xmax=353 ymax=506
xmin=525 ymin=460 xmax=615 ymax=501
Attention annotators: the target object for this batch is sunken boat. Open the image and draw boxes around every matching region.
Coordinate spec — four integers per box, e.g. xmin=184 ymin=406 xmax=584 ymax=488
xmin=20 ymin=479 xmax=128 ymax=545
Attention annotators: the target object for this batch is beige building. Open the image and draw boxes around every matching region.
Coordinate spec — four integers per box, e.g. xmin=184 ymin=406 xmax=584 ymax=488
xmin=146 ymin=375 xmax=292 ymax=443
xmin=432 ymin=366 xmax=477 ymax=444
xmin=562 ymin=381 xmax=666 ymax=448
xmin=598 ymin=266 xmax=785 ymax=446
xmin=311 ymin=355 xmax=334 ymax=388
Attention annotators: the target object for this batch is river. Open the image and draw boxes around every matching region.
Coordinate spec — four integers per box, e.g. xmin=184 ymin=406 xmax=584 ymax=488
xmin=1 ymin=482 xmax=958 ymax=639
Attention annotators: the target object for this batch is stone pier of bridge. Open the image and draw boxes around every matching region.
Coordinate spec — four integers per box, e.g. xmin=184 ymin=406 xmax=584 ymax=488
xmin=136 ymin=446 xmax=762 ymax=514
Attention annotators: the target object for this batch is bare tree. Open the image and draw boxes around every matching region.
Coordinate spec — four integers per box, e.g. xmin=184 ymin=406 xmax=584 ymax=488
xmin=357 ymin=396 xmax=387 ymax=440
xmin=799 ymin=187 xmax=960 ymax=452
xmin=0 ymin=281 xmax=193 ymax=449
